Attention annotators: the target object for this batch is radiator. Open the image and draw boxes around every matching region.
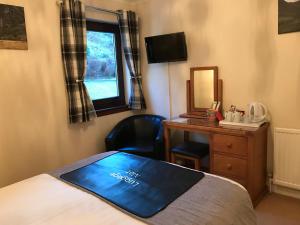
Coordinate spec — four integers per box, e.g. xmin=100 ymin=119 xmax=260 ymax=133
xmin=274 ymin=128 xmax=300 ymax=191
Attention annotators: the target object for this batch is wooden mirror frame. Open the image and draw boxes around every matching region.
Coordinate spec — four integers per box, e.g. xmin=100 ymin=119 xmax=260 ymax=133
xmin=190 ymin=66 xmax=218 ymax=117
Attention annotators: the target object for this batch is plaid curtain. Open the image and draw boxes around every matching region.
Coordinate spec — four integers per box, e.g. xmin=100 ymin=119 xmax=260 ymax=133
xmin=118 ymin=10 xmax=146 ymax=110
xmin=60 ymin=0 xmax=96 ymax=123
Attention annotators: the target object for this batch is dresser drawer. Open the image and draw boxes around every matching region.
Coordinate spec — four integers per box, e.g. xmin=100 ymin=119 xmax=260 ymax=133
xmin=213 ymin=134 xmax=247 ymax=156
xmin=228 ymin=177 xmax=247 ymax=188
xmin=213 ymin=154 xmax=247 ymax=179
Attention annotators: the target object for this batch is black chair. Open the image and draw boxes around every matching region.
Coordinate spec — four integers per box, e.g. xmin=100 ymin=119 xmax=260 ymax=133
xmin=105 ymin=114 xmax=166 ymax=160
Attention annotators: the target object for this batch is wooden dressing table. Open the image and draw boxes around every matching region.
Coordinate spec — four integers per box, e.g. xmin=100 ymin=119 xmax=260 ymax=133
xmin=164 ymin=66 xmax=268 ymax=205
xmin=163 ymin=118 xmax=268 ymax=206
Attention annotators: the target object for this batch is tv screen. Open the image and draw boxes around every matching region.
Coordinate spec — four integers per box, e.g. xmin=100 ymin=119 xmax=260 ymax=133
xmin=145 ymin=32 xmax=187 ymax=64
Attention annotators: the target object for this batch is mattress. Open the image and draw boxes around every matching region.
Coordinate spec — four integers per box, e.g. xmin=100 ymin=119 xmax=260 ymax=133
xmin=0 ymin=152 xmax=256 ymax=225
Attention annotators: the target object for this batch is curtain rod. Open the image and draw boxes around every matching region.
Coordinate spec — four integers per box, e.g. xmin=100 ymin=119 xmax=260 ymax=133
xmin=56 ymin=0 xmax=122 ymax=16
xmin=85 ymin=5 xmax=122 ymax=16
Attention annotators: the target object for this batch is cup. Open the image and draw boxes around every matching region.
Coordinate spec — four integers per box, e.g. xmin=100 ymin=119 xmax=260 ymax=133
xmin=243 ymin=112 xmax=250 ymax=123
xmin=225 ymin=111 xmax=233 ymax=122
xmin=233 ymin=112 xmax=241 ymax=123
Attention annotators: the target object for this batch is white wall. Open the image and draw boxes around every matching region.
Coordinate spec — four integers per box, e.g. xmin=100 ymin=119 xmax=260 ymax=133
xmin=0 ymin=0 xmax=136 ymax=188
xmin=136 ymin=0 xmax=300 ymax=172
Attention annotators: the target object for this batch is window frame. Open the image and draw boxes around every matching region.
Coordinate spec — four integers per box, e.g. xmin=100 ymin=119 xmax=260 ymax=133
xmin=86 ymin=20 xmax=128 ymax=116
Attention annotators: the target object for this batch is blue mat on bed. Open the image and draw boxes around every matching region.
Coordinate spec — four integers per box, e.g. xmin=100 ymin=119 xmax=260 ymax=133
xmin=60 ymin=152 xmax=204 ymax=218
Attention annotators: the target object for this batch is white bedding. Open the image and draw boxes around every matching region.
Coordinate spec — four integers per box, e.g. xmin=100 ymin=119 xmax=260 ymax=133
xmin=0 ymin=174 xmax=146 ymax=225
xmin=0 ymin=173 xmax=247 ymax=225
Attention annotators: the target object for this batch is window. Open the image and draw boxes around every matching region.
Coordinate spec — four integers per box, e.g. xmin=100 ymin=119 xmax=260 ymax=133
xmin=85 ymin=21 xmax=127 ymax=116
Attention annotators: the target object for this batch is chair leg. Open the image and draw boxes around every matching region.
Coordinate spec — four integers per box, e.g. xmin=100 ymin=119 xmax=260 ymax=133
xmin=194 ymin=159 xmax=201 ymax=171
xmin=171 ymin=153 xmax=204 ymax=171
xmin=171 ymin=153 xmax=176 ymax=164
xmin=184 ymin=131 xmax=190 ymax=142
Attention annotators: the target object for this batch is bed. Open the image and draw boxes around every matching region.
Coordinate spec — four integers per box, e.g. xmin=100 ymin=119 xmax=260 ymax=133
xmin=0 ymin=152 xmax=256 ymax=225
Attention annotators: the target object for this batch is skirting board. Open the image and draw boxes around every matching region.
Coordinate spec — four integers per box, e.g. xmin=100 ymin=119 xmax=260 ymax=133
xmin=271 ymin=184 xmax=300 ymax=200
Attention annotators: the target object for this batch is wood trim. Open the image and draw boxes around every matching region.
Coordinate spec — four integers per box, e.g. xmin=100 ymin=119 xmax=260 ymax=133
xmin=186 ymin=80 xmax=191 ymax=113
xmin=217 ymin=79 xmax=223 ymax=113
xmin=163 ymin=125 xmax=171 ymax=161
xmin=190 ymin=66 xmax=218 ymax=115
xmin=164 ymin=120 xmax=269 ymax=137
xmin=0 ymin=40 xmax=28 ymax=50
xmin=209 ymin=133 xmax=214 ymax=173
xmin=95 ymin=105 xmax=129 ymax=117
xmin=180 ymin=113 xmax=208 ymax=119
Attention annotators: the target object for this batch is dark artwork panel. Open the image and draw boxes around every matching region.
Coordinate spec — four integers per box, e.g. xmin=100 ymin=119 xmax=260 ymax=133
xmin=279 ymin=0 xmax=300 ymax=34
xmin=0 ymin=3 xmax=27 ymax=49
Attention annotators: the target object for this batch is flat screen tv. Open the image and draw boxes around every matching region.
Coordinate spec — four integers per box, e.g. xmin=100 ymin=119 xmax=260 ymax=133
xmin=145 ymin=32 xmax=187 ymax=64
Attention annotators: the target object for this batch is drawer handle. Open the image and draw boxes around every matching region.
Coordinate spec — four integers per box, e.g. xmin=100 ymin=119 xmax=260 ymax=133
xmin=226 ymin=163 xmax=232 ymax=170
xmin=226 ymin=143 xmax=233 ymax=148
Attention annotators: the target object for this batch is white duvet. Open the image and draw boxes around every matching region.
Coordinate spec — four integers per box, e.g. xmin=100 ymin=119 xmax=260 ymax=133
xmin=0 ymin=172 xmax=248 ymax=225
xmin=0 ymin=174 xmax=146 ymax=225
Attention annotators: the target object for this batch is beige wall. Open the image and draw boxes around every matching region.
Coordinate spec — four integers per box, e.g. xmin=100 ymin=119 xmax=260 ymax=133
xmin=2 ymin=0 xmax=300 ymax=187
xmin=137 ymin=0 xmax=300 ymax=172
xmin=0 ymin=0 xmax=136 ymax=188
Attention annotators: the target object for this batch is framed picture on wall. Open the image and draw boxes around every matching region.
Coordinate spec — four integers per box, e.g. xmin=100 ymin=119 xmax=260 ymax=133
xmin=279 ymin=0 xmax=300 ymax=34
xmin=0 ymin=3 xmax=28 ymax=50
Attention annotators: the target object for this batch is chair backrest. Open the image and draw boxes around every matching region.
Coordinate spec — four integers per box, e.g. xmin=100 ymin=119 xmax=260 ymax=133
xmin=119 ymin=114 xmax=165 ymax=143
xmin=133 ymin=115 xmax=165 ymax=142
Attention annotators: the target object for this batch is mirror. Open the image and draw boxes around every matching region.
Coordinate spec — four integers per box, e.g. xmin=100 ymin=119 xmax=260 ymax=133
xmin=194 ymin=70 xmax=215 ymax=108
xmin=190 ymin=67 xmax=218 ymax=116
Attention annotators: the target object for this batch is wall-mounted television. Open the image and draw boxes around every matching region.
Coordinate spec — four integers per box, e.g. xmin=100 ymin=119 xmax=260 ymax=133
xmin=145 ymin=32 xmax=188 ymax=64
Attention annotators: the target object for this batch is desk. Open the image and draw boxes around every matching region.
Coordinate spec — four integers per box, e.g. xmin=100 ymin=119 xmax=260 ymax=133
xmin=163 ymin=118 xmax=269 ymax=206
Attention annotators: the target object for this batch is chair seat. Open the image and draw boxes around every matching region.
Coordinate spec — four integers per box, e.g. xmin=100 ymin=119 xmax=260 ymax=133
xmin=171 ymin=141 xmax=209 ymax=158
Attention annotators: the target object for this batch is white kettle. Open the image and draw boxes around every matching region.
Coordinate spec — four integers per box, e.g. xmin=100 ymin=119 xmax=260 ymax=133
xmin=248 ymin=102 xmax=268 ymax=123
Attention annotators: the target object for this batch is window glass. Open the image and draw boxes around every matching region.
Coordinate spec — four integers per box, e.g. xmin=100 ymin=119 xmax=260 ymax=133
xmin=84 ymin=21 xmax=127 ymax=116
xmin=85 ymin=31 xmax=119 ymax=100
